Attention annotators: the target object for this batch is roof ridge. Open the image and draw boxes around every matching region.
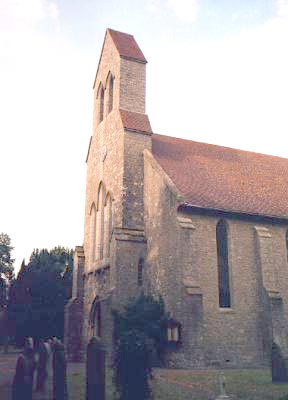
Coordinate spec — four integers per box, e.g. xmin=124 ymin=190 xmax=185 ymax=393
xmin=119 ymin=109 xmax=152 ymax=134
xmin=153 ymin=133 xmax=288 ymax=161
xmin=107 ymin=28 xmax=147 ymax=63
xmin=107 ymin=28 xmax=134 ymax=38
xmin=152 ymin=133 xmax=288 ymax=219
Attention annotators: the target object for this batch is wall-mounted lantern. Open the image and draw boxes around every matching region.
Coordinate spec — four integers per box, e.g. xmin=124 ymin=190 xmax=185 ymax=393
xmin=167 ymin=319 xmax=181 ymax=343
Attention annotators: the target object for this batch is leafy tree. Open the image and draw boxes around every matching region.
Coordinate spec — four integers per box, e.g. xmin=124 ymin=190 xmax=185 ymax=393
xmin=0 ymin=233 xmax=15 ymax=281
xmin=0 ymin=277 xmax=8 ymax=308
xmin=8 ymin=247 xmax=73 ymax=345
xmin=113 ymin=294 xmax=169 ymax=400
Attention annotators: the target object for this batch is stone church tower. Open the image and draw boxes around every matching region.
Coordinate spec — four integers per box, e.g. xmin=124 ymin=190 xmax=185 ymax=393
xmin=65 ymin=28 xmax=153 ymax=360
xmin=65 ymin=29 xmax=288 ymax=368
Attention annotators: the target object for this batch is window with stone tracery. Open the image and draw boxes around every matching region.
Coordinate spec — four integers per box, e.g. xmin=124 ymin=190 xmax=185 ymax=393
xmin=216 ymin=220 xmax=231 ymax=308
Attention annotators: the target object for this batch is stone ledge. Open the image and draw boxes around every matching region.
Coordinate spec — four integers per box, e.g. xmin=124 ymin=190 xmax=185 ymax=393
xmin=267 ymin=289 xmax=282 ymax=300
xmin=177 ymin=216 xmax=195 ymax=230
xmin=114 ymin=227 xmax=147 ymax=242
xmin=182 ymin=278 xmax=202 ymax=295
xmin=254 ymin=226 xmax=271 ymax=238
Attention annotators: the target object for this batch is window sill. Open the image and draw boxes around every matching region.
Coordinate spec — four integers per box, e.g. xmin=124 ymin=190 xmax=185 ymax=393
xmin=219 ymin=307 xmax=234 ymax=313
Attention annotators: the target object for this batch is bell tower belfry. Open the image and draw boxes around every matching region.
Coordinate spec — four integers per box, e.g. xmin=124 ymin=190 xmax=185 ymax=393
xmin=86 ymin=28 xmax=153 ymax=237
xmin=92 ymin=28 xmax=148 ymax=130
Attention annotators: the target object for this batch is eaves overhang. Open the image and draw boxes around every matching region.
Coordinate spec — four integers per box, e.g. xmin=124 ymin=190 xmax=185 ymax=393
xmin=178 ymin=202 xmax=288 ymax=225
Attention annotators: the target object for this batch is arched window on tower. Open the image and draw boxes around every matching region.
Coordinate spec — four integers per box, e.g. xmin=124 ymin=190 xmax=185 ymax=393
xmin=89 ymin=203 xmax=96 ymax=265
xmin=216 ymin=220 xmax=231 ymax=308
xmin=104 ymin=193 xmax=112 ymax=258
xmin=99 ymin=86 xmax=104 ymax=123
xmin=108 ymin=75 xmax=114 ymax=113
xmin=96 ymin=183 xmax=105 ymax=260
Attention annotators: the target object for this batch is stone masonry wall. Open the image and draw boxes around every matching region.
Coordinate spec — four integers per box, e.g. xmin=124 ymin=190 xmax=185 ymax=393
xmin=120 ymin=58 xmax=146 ymax=114
xmin=144 ymin=150 xmax=288 ymax=368
xmin=123 ymin=130 xmax=152 ymax=229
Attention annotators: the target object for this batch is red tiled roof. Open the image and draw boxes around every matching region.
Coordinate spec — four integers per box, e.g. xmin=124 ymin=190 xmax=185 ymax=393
xmin=120 ymin=109 xmax=152 ymax=134
xmin=152 ymin=134 xmax=288 ymax=219
xmin=107 ymin=29 xmax=147 ymax=63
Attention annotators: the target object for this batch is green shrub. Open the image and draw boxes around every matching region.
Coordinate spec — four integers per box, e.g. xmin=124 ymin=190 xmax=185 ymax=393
xmin=113 ymin=293 xmax=169 ymax=400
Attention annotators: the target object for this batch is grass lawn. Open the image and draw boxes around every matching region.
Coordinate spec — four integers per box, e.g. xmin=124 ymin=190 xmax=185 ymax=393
xmin=67 ymin=367 xmax=288 ymax=400
xmin=1 ymin=360 xmax=288 ymax=400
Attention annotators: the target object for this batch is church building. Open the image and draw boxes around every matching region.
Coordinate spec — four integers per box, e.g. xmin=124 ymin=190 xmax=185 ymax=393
xmin=65 ymin=28 xmax=288 ymax=368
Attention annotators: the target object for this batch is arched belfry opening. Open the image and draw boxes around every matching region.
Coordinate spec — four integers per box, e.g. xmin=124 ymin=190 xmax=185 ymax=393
xmin=216 ymin=219 xmax=231 ymax=308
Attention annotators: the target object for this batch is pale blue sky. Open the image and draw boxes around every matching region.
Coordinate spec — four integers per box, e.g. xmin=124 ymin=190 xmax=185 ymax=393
xmin=1 ymin=0 xmax=288 ymax=272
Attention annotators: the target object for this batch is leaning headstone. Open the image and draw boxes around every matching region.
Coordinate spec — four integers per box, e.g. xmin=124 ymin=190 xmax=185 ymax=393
xmin=86 ymin=337 xmax=105 ymax=400
xmin=215 ymin=372 xmax=232 ymax=400
xmin=271 ymin=342 xmax=288 ymax=383
xmin=11 ymin=345 xmax=36 ymax=400
xmin=53 ymin=340 xmax=68 ymax=400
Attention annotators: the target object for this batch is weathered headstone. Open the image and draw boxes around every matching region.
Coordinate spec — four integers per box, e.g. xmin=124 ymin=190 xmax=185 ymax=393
xmin=53 ymin=339 xmax=68 ymax=400
xmin=271 ymin=342 xmax=288 ymax=383
xmin=35 ymin=339 xmax=49 ymax=392
xmin=215 ymin=372 xmax=232 ymax=400
xmin=25 ymin=337 xmax=34 ymax=350
xmin=86 ymin=337 xmax=105 ymax=400
xmin=11 ymin=344 xmax=36 ymax=400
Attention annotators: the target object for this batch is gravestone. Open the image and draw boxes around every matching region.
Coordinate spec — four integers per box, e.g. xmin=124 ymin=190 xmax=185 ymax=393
xmin=271 ymin=342 xmax=288 ymax=383
xmin=215 ymin=372 xmax=232 ymax=400
xmin=11 ymin=343 xmax=36 ymax=400
xmin=53 ymin=339 xmax=68 ymax=400
xmin=86 ymin=337 xmax=105 ymax=400
xmin=35 ymin=339 xmax=49 ymax=392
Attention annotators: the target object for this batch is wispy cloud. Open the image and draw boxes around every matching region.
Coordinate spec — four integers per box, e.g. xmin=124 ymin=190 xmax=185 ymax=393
xmin=167 ymin=0 xmax=198 ymax=22
xmin=275 ymin=0 xmax=288 ymax=18
xmin=146 ymin=0 xmax=162 ymax=14
xmin=0 ymin=0 xmax=59 ymax=31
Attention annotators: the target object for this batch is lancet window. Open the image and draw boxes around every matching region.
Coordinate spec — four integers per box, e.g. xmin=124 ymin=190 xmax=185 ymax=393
xmin=138 ymin=257 xmax=144 ymax=286
xmin=96 ymin=183 xmax=105 ymax=260
xmin=99 ymin=86 xmax=104 ymax=123
xmin=90 ymin=297 xmax=101 ymax=338
xmin=216 ymin=220 xmax=231 ymax=308
xmin=108 ymin=75 xmax=114 ymax=113
xmin=104 ymin=193 xmax=112 ymax=258
xmin=89 ymin=203 xmax=97 ymax=263
xmin=286 ymin=229 xmax=288 ymax=262
xmin=89 ymin=182 xmax=113 ymax=266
